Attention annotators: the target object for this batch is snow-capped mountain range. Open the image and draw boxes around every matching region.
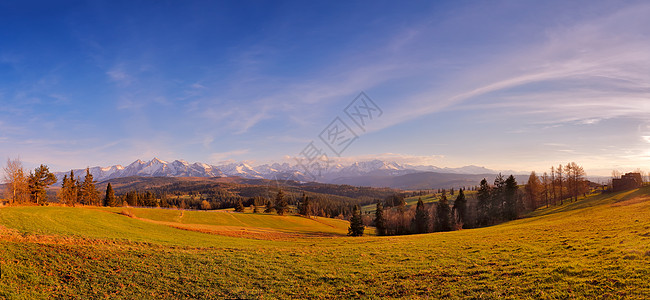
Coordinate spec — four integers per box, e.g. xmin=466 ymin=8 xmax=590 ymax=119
xmin=53 ymin=157 xmax=509 ymax=184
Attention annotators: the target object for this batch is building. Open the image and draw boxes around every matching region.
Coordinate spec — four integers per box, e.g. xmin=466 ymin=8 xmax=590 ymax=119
xmin=612 ymin=172 xmax=643 ymax=192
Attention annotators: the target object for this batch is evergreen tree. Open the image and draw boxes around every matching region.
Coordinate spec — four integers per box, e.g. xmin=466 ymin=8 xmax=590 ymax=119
xmin=374 ymin=201 xmax=386 ymax=236
xmin=104 ymin=183 xmax=116 ymax=207
xmin=347 ymin=205 xmax=365 ymax=236
xmin=413 ymin=197 xmax=429 ymax=234
xmin=476 ymin=178 xmax=491 ymax=226
xmin=491 ymin=173 xmax=506 ymax=222
xmin=504 ymin=175 xmax=518 ymax=220
xmin=299 ymin=193 xmax=311 ymax=216
xmin=452 ymin=188 xmax=467 ymax=227
xmin=27 ymin=164 xmax=57 ymax=205
xmin=253 ymin=204 xmax=260 ymax=213
xmin=275 ymin=189 xmax=288 ymax=215
xmin=264 ymin=199 xmax=274 ymax=213
xmin=80 ymin=168 xmax=99 ymax=206
xmin=58 ymin=174 xmax=70 ymax=205
xmin=435 ymin=191 xmax=451 ymax=231
xmin=235 ymin=199 xmax=245 ymax=212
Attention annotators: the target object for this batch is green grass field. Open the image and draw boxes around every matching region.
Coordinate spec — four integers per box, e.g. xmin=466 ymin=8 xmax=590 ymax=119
xmin=1 ymin=187 xmax=649 ymax=299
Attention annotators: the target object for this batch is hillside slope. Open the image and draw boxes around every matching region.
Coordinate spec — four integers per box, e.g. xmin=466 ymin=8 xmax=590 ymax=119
xmin=1 ymin=187 xmax=649 ymax=298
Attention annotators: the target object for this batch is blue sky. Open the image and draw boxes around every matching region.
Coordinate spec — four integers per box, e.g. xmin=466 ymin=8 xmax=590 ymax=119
xmin=1 ymin=0 xmax=650 ymax=175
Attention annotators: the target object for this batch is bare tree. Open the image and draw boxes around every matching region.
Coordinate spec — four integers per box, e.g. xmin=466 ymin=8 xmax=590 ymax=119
xmin=3 ymin=157 xmax=29 ymax=205
xmin=541 ymin=172 xmax=550 ymax=208
xmin=557 ymin=164 xmax=564 ymax=205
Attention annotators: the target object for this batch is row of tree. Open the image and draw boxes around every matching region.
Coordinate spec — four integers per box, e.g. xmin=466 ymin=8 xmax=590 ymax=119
xmin=524 ymin=162 xmax=588 ymax=209
xmin=2 ymin=158 xmax=57 ymax=205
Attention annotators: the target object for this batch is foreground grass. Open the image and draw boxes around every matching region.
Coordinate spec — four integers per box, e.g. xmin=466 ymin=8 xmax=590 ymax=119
xmin=1 ymin=188 xmax=649 ymax=299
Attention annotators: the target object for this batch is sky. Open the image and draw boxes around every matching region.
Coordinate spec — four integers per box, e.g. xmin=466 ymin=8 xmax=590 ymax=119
xmin=1 ymin=0 xmax=650 ymax=176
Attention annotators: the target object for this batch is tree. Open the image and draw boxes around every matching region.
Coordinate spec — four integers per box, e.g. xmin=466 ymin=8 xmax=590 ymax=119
xmin=28 ymin=164 xmax=57 ymax=205
xmin=60 ymin=170 xmax=78 ymax=206
xmin=80 ymin=168 xmax=99 ymax=206
xmin=374 ymin=201 xmax=386 ymax=236
xmin=347 ymin=205 xmax=365 ymax=236
xmin=299 ymin=193 xmax=311 ymax=216
xmin=274 ymin=189 xmax=288 ymax=215
xmin=435 ymin=191 xmax=451 ymax=232
xmin=557 ymin=164 xmax=564 ymax=205
xmin=525 ymin=171 xmax=541 ymax=210
xmin=3 ymin=157 xmax=29 ymax=205
xmin=541 ymin=172 xmax=550 ymax=208
xmin=104 ymin=183 xmax=116 ymax=207
xmin=264 ymin=199 xmax=274 ymax=213
xmin=235 ymin=199 xmax=245 ymax=212
xmin=253 ymin=204 xmax=260 ymax=213
xmin=550 ymin=166 xmax=557 ymax=205
xmin=413 ymin=198 xmax=429 ymax=234
xmin=504 ymin=175 xmax=518 ymax=220
xmin=452 ymin=188 xmax=467 ymax=227
xmin=476 ymin=178 xmax=491 ymax=226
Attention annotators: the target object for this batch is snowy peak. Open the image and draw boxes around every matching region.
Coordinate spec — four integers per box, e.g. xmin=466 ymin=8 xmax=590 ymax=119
xmin=53 ymin=158 xmax=504 ymax=185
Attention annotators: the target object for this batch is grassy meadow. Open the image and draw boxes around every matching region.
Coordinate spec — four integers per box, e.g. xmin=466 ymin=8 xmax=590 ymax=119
xmin=1 ymin=187 xmax=649 ymax=299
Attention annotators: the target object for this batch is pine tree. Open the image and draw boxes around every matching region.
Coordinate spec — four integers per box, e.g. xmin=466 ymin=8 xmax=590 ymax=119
xmin=435 ymin=191 xmax=451 ymax=231
xmin=413 ymin=198 xmax=429 ymax=234
xmin=299 ymin=193 xmax=311 ymax=216
xmin=80 ymin=168 xmax=99 ymax=206
xmin=264 ymin=199 xmax=274 ymax=213
xmin=27 ymin=164 xmax=57 ymax=205
xmin=104 ymin=183 xmax=116 ymax=207
xmin=504 ymin=175 xmax=518 ymax=220
xmin=235 ymin=199 xmax=245 ymax=212
xmin=452 ymin=188 xmax=467 ymax=228
xmin=477 ymin=178 xmax=491 ymax=226
xmin=374 ymin=201 xmax=386 ymax=236
xmin=275 ymin=189 xmax=288 ymax=215
xmin=347 ymin=205 xmax=365 ymax=236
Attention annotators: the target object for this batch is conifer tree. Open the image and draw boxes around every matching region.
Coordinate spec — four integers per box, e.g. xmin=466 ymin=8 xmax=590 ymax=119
xmin=435 ymin=191 xmax=451 ymax=231
xmin=104 ymin=183 xmax=116 ymax=207
xmin=452 ymin=188 xmax=467 ymax=227
xmin=347 ymin=205 xmax=365 ymax=236
xmin=374 ymin=201 xmax=386 ymax=236
xmin=504 ymin=175 xmax=518 ymax=220
xmin=253 ymin=204 xmax=260 ymax=213
xmin=235 ymin=199 xmax=245 ymax=212
xmin=275 ymin=189 xmax=288 ymax=215
xmin=298 ymin=193 xmax=311 ymax=216
xmin=477 ymin=178 xmax=491 ymax=226
xmin=80 ymin=168 xmax=99 ymax=206
xmin=413 ymin=197 xmax=429 ymax=234
xmin=27 ymin=164 xmax=57 ymax=205
xmin=264 ymin=199 xmax=274 ymax=213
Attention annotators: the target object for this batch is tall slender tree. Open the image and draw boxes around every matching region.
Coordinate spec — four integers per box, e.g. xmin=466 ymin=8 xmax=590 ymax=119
xmin=477 ymin=178 xmax=491 ymax=226
xmin=275 ymin=189 xmax=288 ymax=215
xmin=80 ymin=168 xmax=99 ymax=205
xmin=525 ymin=171 xmax=541 ymax=210
xmin=347 ymin=205 xmax=365 ymax=236
xmin=413 ymin=198 xmax=429 ymax=234
xmin=504 ymin=175 xmax=518 ymax=220
xmin=435 ymin=191 xmax=451 ymax=232
xmin=374 ymin=201 xmax=386 ymax=236
xmin=452 ymin=188 xmax=467 ymax=227
xmin=104 ymin=183 xmax=116 ymax=207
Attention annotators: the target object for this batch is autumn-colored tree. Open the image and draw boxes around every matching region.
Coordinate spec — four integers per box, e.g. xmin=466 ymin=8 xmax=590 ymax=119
xmin=525 ymin=171 xmax=541 ymax=210
xmin=3 ymin=157 xmax=29 ymax=205
xmin=235 ymin=199 xmax=245 ymax=212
